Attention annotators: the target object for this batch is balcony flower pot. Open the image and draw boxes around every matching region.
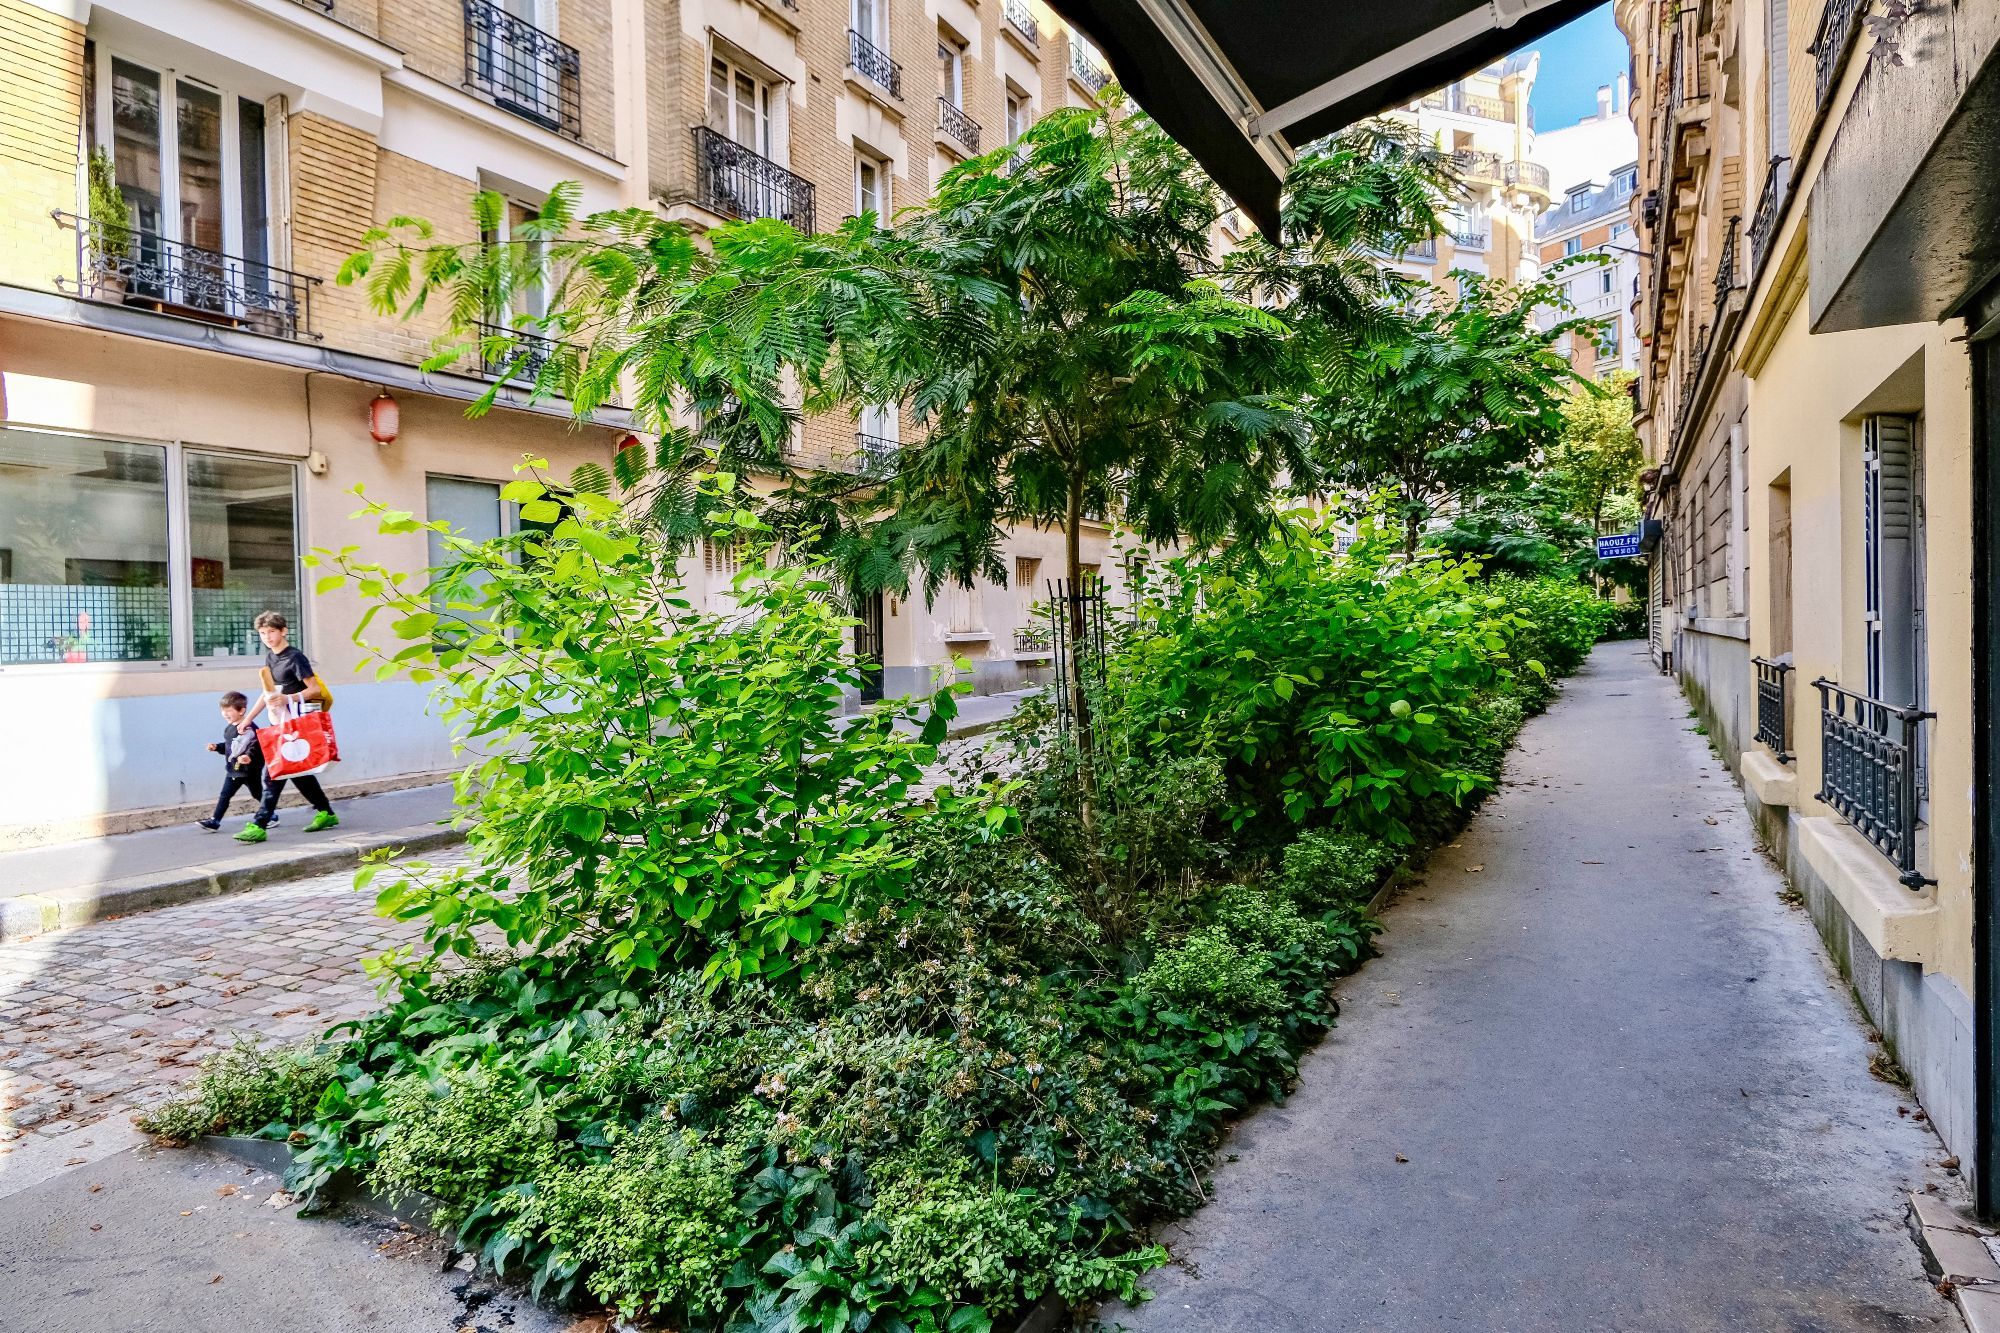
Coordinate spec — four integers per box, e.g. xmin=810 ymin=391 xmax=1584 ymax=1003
xmin=83 ymin=147 xmax=136 ymax=304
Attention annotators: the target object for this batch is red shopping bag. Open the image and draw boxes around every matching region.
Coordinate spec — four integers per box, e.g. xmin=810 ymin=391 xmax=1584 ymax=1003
xmin=259 ymin=708 xmax=340 ymax=780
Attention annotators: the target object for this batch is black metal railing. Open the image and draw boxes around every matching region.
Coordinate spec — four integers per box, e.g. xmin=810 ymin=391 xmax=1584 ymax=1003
xmin=473 ymin=319 xmax=569 ymax=386
xmin=1813 ymin=678 xmax=1934 ymax=887
xmin=1449 ymin=228 xmax=1489 ymax=251
xmin=292 ymin=0 xmax=334 ymax=11
xmin=1505 ymin=159 xmax=1551 ymax=193
xmin=1753 ymin=656 xmax=1793 ymax=762
xmin=1003 ymin=0 xmax=1039 ymax=45
xmin=1070 ymin=43 xmax=1110 ymax=93
xmin=854 ymin=431 xmax=899 ymax=478
xmin=1714 ymin=215 xmax=1740 ymax=315
xmin=937 ymin=98 xmax=981 ymax=151
xmin=463 ymin=0 xmax=581 ymax=139
xmin=1047 ymin=575 xmax=1108 ymax=738
xmin=55 ymin=210 xmax=320 ymax=340
xmin=1748 ymin=156 xmax=1790 ymax=273
xmin=692 ymin=126 xmax=817 ymax=232
xmin=1813 ymin=0 xmax=1866 ymax=109
xmin=848 ymin=29 xmax=902 ymax=97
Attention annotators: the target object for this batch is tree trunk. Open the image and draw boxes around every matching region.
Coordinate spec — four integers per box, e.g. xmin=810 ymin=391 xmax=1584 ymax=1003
xmin=1403 ymin=507 xmax=1422 ymax=563
xmin=1063 ymin=473 xmax=1102 ymax=844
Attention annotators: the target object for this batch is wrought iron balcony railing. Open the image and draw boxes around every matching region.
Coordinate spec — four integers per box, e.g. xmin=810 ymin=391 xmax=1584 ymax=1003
xmin=1714 ymin=214 xmax=1741 ymax=315
xmin=1449 ymin=228 xmax=1490 ymax=251
xmin=292 ymin=0 xmax=333 ymax=11
xmin=848 ymin=29 xmax=902 ymax=97
xmin=692 ymin=126 xmax=817 ymax=232
xmin=1813 ymin=0 xmax=1866 ymax=110
xmin=473 ymin=319 xmax=571 ymax=387
xmin=1003 ymin=0 xmax=1040 ymax=46
xmin=1812 ymin=678 xmax=1933 ymax=887
xmin=1748 ymin=156 xmax=1791 ymax=274
xmin=54 ymin=210 xmax=320 ymax=340
xmin=938 ymin=98 xmax=981 ymax=152
xmin=1070 ymin=43 xmax=1110 ymax=93
xmin=1504 ymin=159 xmax=1551 ymax=193
xmin=853 ymin=432 xmax=899 ymax=478
xmin=1752 ymin=656 xmax=1793 ymax=762
xmin=462 ymin=0 xmax=582 ymax=140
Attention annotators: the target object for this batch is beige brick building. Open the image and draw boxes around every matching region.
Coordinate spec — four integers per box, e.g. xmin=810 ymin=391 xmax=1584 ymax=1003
xmin=0 ymin=0 xmax=1114 ymax=846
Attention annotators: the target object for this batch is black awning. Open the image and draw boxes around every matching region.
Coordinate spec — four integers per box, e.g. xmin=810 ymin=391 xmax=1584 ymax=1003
xmin=1043 ymin=0 xmax=1603 ymax=234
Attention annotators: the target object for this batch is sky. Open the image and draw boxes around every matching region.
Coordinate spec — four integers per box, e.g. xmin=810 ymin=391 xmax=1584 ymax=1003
xmin=1522 ymin=3 xmax=1631 ymax=131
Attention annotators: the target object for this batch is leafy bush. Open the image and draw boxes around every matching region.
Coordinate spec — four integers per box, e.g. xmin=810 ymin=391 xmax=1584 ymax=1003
xmin=137 ymin=1040 xmax=335 ymax=1143
xmin=1485 ymin=574 xmax=1611 ymax=689
xmin=1279 ymin=830 xmax=1396 ymax=911
xmin=1598 ymin=599 xmax=1648 ymax=640
xmin=372 ymin=1065 xmax=557 ymax=1225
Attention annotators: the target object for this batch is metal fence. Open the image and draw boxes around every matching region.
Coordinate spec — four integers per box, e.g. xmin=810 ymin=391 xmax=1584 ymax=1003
xmin=1752 ymin=656 xmax=1792 ymax=762
xmin=1812 ymin=677 xmax=1933 ymax=887
xmin=938 ymin=98 xmax=982 ymax=152
xmin=473 ymin=319 xmax=570 ymax=387
xmin=1002 ymin=0 xmax=1039 ymax=45
xmin=462 ymin=0 xmax=582 ymax=140
xmin=853 ymin=432 xmax=899 ymax=479
xmin=1813 ymin=0 xmax=1866 ymax=110
xmin=55 ymin=210 xmax=320 ymax=341
xmin=1070 ymin=44 xmax=1109 ymax=93
xmin=848 ymin=29 xmax=902 ymax=97
xmin=692 ymin=126 xmax=817 ymax=232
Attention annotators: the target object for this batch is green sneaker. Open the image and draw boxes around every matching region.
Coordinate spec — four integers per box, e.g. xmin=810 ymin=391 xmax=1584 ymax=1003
xmin=304 ymin=810 xmax=341 ymax=833
xmin=234 ymin=823 xmax=268 ymax=844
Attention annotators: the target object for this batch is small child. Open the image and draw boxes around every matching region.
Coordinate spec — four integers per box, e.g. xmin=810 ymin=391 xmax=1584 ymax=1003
xmin=197 ymin=691 xmax=264 ymax=831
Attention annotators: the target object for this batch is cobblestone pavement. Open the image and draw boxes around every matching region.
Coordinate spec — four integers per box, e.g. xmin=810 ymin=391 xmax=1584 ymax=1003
xmin=0 ymin=853 xmax=459 ymax=1181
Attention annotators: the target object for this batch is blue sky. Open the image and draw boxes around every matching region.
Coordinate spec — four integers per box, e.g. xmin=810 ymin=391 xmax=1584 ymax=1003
xmin=1521 ymin=4 xmax=1631 ymax=130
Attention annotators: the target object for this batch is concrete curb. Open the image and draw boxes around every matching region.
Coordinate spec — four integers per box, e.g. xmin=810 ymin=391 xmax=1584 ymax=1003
xmin=0 ymin=822 xmax=465 ymax=944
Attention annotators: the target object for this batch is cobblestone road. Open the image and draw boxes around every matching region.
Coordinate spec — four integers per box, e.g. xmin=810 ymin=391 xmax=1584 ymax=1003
xmin=0 ymin=854 xmax=455 ymax=1174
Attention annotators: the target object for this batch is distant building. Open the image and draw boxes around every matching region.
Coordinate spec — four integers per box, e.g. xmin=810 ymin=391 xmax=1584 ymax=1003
xmin=1533 ymin=77 xmax=1636 ymax=198
xmin=1535 ymin=163 xmax=1642 ymax=378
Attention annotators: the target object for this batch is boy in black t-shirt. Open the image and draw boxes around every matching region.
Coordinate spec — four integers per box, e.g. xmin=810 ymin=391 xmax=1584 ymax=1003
xmin=237 ymin=611 xmax=340 ymax=843
xmin=197 ymin=690 xmax=263 ymax=830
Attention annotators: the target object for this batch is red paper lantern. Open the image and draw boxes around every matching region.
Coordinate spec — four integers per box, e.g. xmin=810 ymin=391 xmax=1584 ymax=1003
xmin=368 ymin=390 xmax=399 ymax=444
xmin=617 ymin=433 xmax=643 ymax=453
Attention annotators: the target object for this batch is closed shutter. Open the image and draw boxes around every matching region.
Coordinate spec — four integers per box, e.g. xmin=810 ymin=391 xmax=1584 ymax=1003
xmin=1863 ymin=414 xmax=1917 ymax=706
xmin=1766 ymin=0 xmax=1790 ymax=160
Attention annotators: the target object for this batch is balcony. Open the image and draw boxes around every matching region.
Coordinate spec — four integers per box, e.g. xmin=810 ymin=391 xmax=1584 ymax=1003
xmin=472 ymin=319 xmax=570 ymax=388
xmin=1003 ymin=0 xmax=1040 ymax=47
xmin=292 ymin=0 xmax=333 ymax=10
xmin=462 ymin=0 xmax=582 ymax=140
xmin=1813 ymin=0 xmax=1866 ymax=109
xmin=1450 ymin=149 xmax=1503 ymax=184
xmin=1747 ymin=156 xmax=1790 ymax=274
xmin=1449 ymin=227 xmax=1490 ymax=251
xmin=1070 ymin=43 xmax=1110 ymax=93
xmin=849 ymin=29 xmax=902 ymax=98
xmin=938 ymin=98 xmax=982 ymax=152
xmin=1504 ymin=159 xmax=1551 ymax=197
xmin=1812 ymin=678 xmax=1933 ymax=888
xmin=1713 ymin=215 xmax=1741 ymax=316
xmin=692 ymin=126 xmax=817 ymax=232
xmin=1752 ymin=656 xmax=1793 ymax=762
xmin=54 ymin=210 xmax=321 ymax=341
xmin=853 ymin=432 xmax=899 ymax=479
xmin=1423 ymin=85 xmax=1514 ymax=122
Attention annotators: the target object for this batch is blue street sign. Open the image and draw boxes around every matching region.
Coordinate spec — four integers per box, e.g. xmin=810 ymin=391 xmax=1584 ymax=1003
xmin=1595 ymin=532 xmax=1643 ymax=559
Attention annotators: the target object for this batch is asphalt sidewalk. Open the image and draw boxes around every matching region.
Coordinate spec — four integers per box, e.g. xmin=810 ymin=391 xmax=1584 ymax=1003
xmin=0 ymin=688 xmax=1034 ymax=943
xmin=1111 ymin=643 xmax=1961 ymax=1332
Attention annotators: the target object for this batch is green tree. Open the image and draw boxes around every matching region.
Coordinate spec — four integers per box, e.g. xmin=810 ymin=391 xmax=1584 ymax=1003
xmin=1312 ymin=268 xmax=1593 ymax=558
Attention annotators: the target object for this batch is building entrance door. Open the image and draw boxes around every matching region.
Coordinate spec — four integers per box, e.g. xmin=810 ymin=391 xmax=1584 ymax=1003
xmin=854 ymin=594 xmax=885 ymax=704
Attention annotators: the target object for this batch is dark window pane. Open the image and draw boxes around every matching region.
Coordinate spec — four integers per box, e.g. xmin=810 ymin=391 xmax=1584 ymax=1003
xmin=187 ymin=453 xmax=299 ymax=657
xmin=0 ymin=429 xmax=171 ymax=664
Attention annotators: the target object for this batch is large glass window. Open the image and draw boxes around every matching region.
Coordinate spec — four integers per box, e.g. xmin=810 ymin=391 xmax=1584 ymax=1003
xmin=0 ymin=430 xmax=171 ymax=665
xmin=709 ymin=56 xmax=772 ymax=156
xmin=188 ymin=453 xmax=299 ymax=658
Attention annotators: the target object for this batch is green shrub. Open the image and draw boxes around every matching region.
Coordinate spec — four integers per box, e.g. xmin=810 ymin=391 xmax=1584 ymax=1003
xmin=1599 ymin=599 xmax=1648 ymax=640
xmin=1140 ymin=925 xmax=1285 ymax=1017
xmin=860 ymin=1164 xmax=1058 ymax=1313
xmin=1278 ymin=830 xmax=1395 ymax=911
xmin=137 ymin=1040 xmax=335 ymax=1143
xmin=371 ymin=1065 xmax=557 ymax=1225
xmin=1486 ymin=574 xmax=1610 ymax=686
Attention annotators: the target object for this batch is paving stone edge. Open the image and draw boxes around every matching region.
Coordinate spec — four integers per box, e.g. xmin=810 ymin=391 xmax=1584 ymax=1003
xmin=0 ymin=823 xmax=466 ymax=944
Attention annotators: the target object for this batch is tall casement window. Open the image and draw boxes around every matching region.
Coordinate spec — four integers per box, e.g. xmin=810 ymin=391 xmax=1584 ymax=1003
xmin=90 ymin=47 xmax=272 ymax=309
xmin=852 ymin=0 xmax=887 ymax=49
xmin=709 ymin=54 xmax=774 ymax=156
xmin=0 ymin=428 xmax=299 ymax=666
xmin=1766 ymin=0 xmax=1790 ymax=160
xmin=1005 ymin=89 xmax=1030 ymax=144
xmin=855 ymin=152 xmax=888 ymax=220
xmin=937 ymin=33 xmax=965 ymax=107
xmin=1863 ymin=414 xmax=1925 ymax=708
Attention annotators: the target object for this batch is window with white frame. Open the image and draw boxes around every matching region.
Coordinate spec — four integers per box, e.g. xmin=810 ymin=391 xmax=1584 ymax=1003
xmin=851 ymin=0 xmax=887 ymax=47
xmin=855 ymin=152 xmax=888 ymax=220
xmin=1006 ymin=88 xmax=1030 ymax=143
xmin=938 ymin=32 xmax=965 ymax=107
xmin=0 ymin=427 xmax=300 ymax=666
xmin=709 ymin=54 xmax=774 ymax=156
xmin=88 ymin=45 xmax=273 ymax=307
xmin=1564 ymin=236 xmax=1583 ymax=257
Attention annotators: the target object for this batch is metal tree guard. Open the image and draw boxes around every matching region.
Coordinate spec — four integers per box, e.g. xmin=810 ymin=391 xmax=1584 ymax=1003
xmin=1045 ymin=575 xmax=1107 ymax=738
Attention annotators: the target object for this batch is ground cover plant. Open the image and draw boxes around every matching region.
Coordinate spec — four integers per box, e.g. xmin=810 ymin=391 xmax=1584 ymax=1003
xmin=145 ymin=492 xmax=1611 ymax=1331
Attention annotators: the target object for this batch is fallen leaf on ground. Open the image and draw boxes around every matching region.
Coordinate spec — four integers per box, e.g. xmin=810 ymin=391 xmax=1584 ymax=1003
xmin=64 ymin=1157 xmax=85 ymax=1165
xmin=216 ymin=1184 xmax=238 ymax=1197
xmin=1394 ymin=1154 xmax=1410 ymax=1163
xmin=89 ymin=1223 xmax=101 ymax=1231
xmin=208 ymin=1274 xmax=222 ymax=1285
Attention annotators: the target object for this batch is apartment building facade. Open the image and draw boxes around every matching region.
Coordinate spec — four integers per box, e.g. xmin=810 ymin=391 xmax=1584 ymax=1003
xmin=0 ymin=0 xmax=1114 ymax=847
xmin=1535 ymin=162 xmax=1642 ymax=379
xmin=1620 ymin=0 xmax=2000 ymax=1207
xmin=1380 ymin=54 xmax=1553 ymax=291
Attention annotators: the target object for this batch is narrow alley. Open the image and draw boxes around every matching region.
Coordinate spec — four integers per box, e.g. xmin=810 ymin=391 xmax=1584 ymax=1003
xmin=1115 ymin=643 xmax=1960 ymax=1332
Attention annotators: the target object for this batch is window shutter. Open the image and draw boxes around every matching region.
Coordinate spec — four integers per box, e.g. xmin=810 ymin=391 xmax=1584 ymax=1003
xmin=1863 ymin=414 xmax=1916 ymax=704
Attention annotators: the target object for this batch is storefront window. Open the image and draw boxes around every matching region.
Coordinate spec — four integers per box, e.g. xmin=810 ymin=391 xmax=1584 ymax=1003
xmin=188 ymin=453 xmax=300 ymax=657
xmin=0 ymin=430 xmax=171 ymax=664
